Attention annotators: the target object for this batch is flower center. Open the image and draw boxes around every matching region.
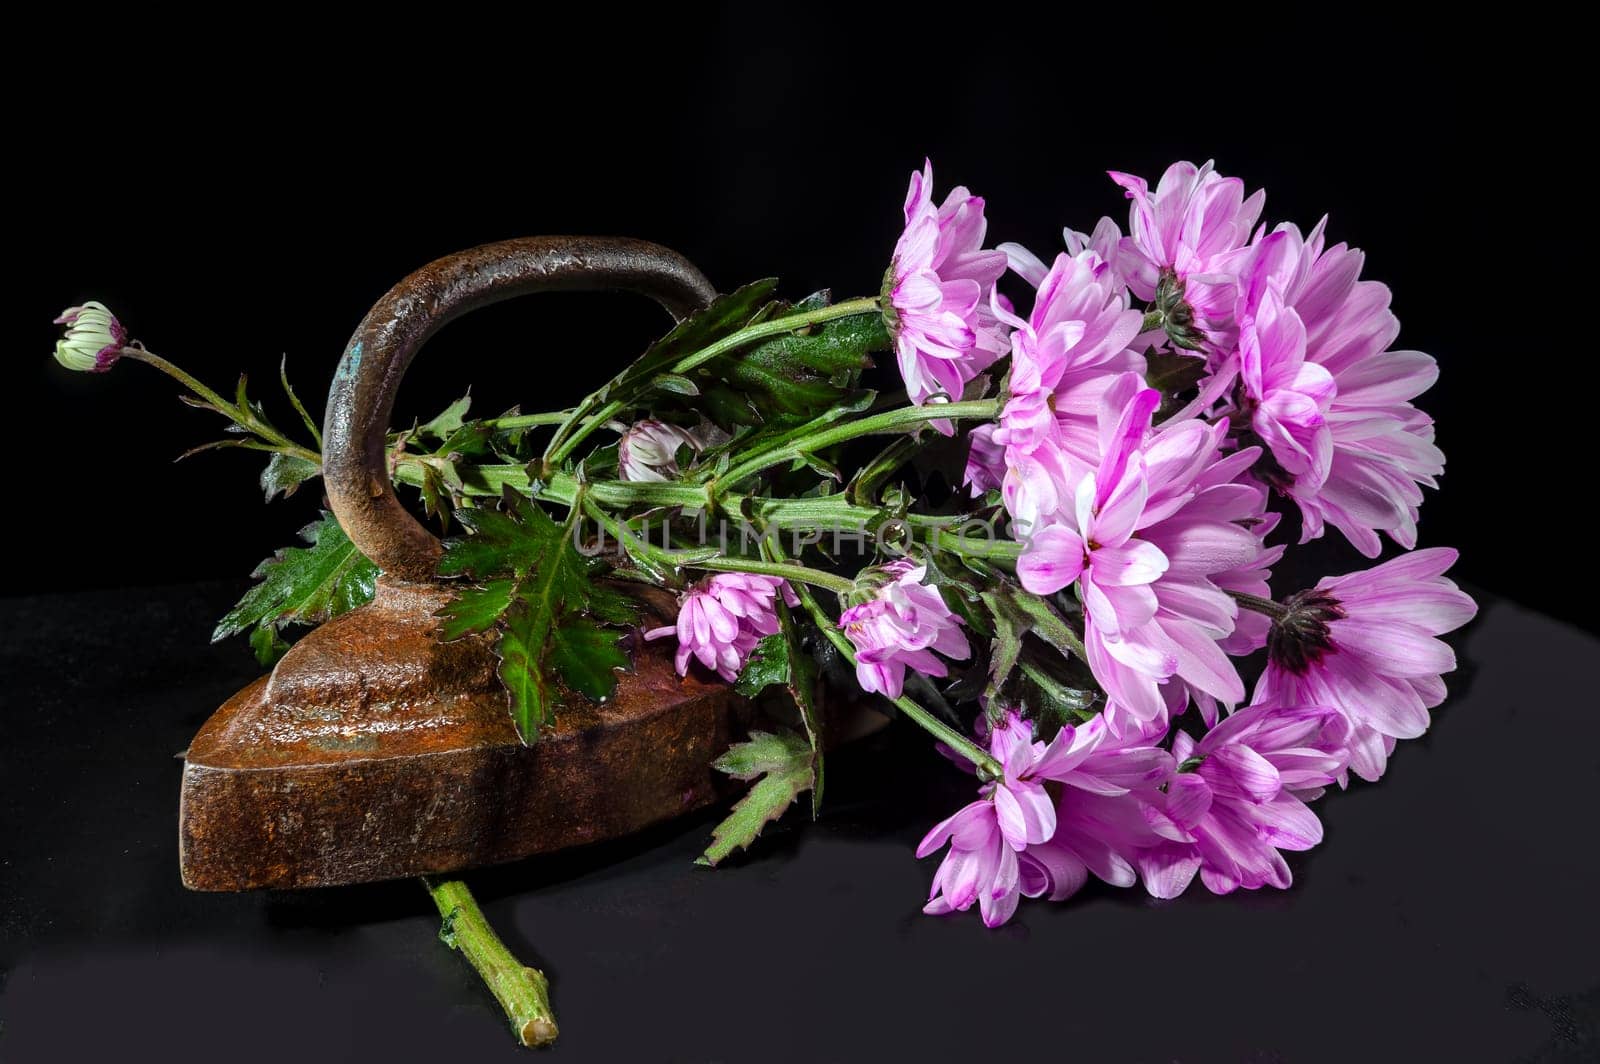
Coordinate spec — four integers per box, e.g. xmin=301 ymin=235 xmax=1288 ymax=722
xmin=1266 ymin=589 xmax=1345 ymax=674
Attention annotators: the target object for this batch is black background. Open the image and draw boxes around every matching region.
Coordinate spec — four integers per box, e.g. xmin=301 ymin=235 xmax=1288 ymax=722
xmin=9 ymin=14 xmax=1593 ymax=627
xmin=7 ymin=12 xmax=1600 ymax=1064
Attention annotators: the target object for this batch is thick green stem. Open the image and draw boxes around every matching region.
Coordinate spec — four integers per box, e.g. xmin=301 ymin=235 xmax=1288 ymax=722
xmin=395 ymin=463 xmax=1015 ymax=564
xmin=926 ymin=527 xmax=1023 ymax=562
xmin=786 ymin=571 xmax=1002 ymax=779
xmin=423 ymin=877 xmax=557 ymax=1048
xmin=716 ymin=398 xmax=1000 ymax=488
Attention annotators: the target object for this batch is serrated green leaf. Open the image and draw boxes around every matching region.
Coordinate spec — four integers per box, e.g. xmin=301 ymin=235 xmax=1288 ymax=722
xmin=437 ymin=489 xmax=637 ymax=741
xmin=213 ymin=513 xmax=379 ymax=643
xmin=734 ymin=633 xmax=791 ymax=697
xmin=987 ymin=583 xmax=1087 ymax=661
xmin=549 ymin=622 xmax=630 ymax=700
xmin=734 ymin=602 xmax=825 ymax=811
xmin=497 ymin=596 xmax=556 ymax=739
xmin=584 ymin=580 xmax=641 ymax=626
xmin=436 ymin=577 xmax=517 ymax=639
xmin=437 ymin=491 xmax=551 ymax=580
xmin=980 ymin=589 xmax=1025 ymax=704
xmin=697 ymin=730 xmax=813 ymax=866
xmin=260 ymin=452 xmax=320 ymax=501
xmin=710 ymin=731 xmax=810 ymax=782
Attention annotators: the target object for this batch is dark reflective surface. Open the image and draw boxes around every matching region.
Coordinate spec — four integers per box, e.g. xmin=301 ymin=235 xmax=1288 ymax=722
xmin=2 ymin=582 xmax=1596 ymax=1062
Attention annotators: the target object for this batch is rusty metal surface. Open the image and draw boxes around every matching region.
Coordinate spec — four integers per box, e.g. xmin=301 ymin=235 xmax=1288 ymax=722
xmin=179 ymin=238 xmax=738 ymax=891
xmin=180 ymin=582 xmax=746 ymax=890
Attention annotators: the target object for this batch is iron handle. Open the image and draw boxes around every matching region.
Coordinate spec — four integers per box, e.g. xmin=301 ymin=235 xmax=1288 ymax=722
xmin=323 ymin=237 xmax=716 ymax=582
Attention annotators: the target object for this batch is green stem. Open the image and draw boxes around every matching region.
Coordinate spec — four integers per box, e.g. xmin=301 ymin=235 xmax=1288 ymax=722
xmin=543 ymin=297 xmax=881 ymax=467
xmin=694 ymin=556 xmax=855 ymax=595
xmin=926 ymin=526 xmax=1023 ymax=562
xmin=422 ymin=877 xmax=557 ymax=1048
xmin=1229 ymin=590 xmax=1288 ymax=620
xmin=669 ymin=296 xmax=881 ymax=377
xmin=397 ymin=464 xmax=1017 ymax=562
xmin=847 ymin=436 xmax=920 ymax=505
xmin=545 ymin=399 xmax=625 ymax=464
xmin=482 ymin=410 xmax=577 ymax=431
xmin=717 ymin=398 xmax=999 ymax=488
xmin=125 ymin=348 xmax=322 ymax=465
xmin=785 ymin=570 xmax=1002 ymax=779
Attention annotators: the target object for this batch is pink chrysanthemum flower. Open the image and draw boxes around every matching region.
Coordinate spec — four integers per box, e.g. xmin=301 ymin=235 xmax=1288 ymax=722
xmin=840 ymin=559 xmax=969 ymax=700
xmin=644 ymin=573 xmax=798 ymax=683
xmin=1014 ymin=376 xmax=1268 ymax=730
xmin=1252 ymin=547 xmax=1476 ymax=782
xmin=992 ymin=247 xmax=1145 ymax=465
xmin=1136 ymin=702 xmax=1349 ymax=898
xmin=885 ymin=160 xmax=1011 ymax=429
xmin=1108 ymin=161 xmax=1264 ymax=355
xmin=1233 ymin=221 xmax=1444 ymax=556
xmin=987 ymin=247 xmax=1145 ymax=535
xmin=919 ymin=712 xmax=1174 ymax=925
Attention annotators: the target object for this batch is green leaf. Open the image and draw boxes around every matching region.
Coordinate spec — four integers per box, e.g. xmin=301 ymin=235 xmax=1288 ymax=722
xmin=496 ymin=595 xmax=556 ymax=738
xmin=1145 ymin=350 xmax=1208 ymax=396
xmin=609 ymin=280 xmax=780 ymax=401
xmin=418 ymin=394 xmax=472 ymax=441
xmin=734 ymin=633 xmax=791 ymax=697
xmin=260 ymin=452 xmax=320 ymax=501
xmin=792 ymin=451 xmax=842 ymax=482
xmin=436 ymin=489 xmax=636 ymax=741
xmin=279 ymin=356 xmax=322 ymax=445
xmin=248 ymin=624 xmax=290 ymax=666
xmin=980 ymin=589 xmax=1025 ymax=704
xmin=213 ymin=513 xmax=379 ymax=643
xmin=696 ymin=730 xmax=813 ymax=866
xmin=651 ymin=373 xmax=700 ymax=397
xmin=733 ymin=611 xmax=824 ymax=813
xmin=696 ymin=302 xmax=885 ymax=429
xmin=987 ymin=583 xmax=1087 ymax=661
xmin=1015 ymin=651 xmax=1099 ymax=727
xmin=549 ymin=622 xmax=630 ymax=700
xmin=436 ymin=578 xmax=517 ymax=639
xmin=976 ymin=584 xmax=1098 ymax=729
xmin=437 ymin=491 xmax=550 ymax=580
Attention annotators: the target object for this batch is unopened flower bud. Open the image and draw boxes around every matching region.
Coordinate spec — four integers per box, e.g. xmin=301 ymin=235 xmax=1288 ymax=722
xmin=618 ymin=420 xmax=699 ymax=482
xmin=53 ymin=302 xmax=127 ymax=373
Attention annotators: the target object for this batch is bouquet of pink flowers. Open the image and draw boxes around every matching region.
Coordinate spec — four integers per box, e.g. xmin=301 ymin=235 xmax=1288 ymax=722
xmin=54 ymin=158 xmax=1475 ymax=1043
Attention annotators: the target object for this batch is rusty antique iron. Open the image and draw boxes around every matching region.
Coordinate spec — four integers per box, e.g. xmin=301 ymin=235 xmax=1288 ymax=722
xmin=179 ymin=237 xmax=751 ymax=891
